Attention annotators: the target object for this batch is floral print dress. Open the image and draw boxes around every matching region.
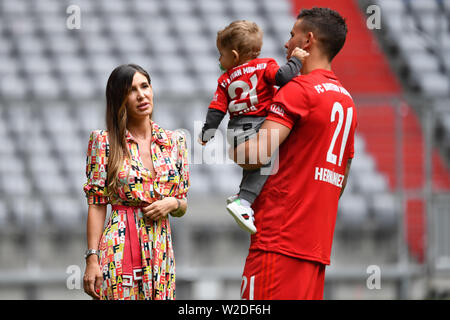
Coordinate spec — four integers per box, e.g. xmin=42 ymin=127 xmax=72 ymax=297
xmin=83 ymin=120 xmax=189 ymax=300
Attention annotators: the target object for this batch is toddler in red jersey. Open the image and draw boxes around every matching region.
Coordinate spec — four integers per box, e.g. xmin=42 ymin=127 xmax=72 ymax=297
xmin=198 ymin=20 xmax=309 ymax=234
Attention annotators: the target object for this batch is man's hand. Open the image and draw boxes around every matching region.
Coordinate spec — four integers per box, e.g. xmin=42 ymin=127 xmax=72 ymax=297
xmin=230 ymin=120 xmax=291 ymax=170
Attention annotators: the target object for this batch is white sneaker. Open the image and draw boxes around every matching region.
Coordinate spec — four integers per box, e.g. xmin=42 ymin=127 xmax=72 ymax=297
xmin=226 ymin=195 xmax=239 ymax=204
xmin=226 ymin=198 xmax=257 ymax=234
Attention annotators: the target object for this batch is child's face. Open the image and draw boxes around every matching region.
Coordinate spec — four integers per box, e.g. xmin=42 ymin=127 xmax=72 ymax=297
xmin=217 ymin=44 xmax=237 ymax=71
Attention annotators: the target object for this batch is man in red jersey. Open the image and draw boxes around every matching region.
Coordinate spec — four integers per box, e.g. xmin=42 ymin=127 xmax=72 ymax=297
xmin=233 ymin=7 xmax=356 ymax=300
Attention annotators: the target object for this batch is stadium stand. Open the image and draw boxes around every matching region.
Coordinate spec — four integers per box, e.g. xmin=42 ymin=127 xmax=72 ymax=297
xmin=0 ymin=0 xmax=448 ymax=299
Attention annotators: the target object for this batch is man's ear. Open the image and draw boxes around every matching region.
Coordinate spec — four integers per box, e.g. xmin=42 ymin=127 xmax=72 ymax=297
xmin=303 ymin=31 xmax=315 ymax=50
xmin=231 ymin=49 xmax=240 ymax=63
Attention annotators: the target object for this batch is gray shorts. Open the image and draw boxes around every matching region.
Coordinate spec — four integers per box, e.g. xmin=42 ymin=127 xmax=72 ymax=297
xmin=227 ymin=116 xmax=266 ymax=147
xmin=227 ymin=116 xmax=272 ymax=204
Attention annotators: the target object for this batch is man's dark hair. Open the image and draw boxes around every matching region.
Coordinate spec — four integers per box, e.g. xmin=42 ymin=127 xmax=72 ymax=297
xmin=297 ymin=7 xmax=347 ymax=61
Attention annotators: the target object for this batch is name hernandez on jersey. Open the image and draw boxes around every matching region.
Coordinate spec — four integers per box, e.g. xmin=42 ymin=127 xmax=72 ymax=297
xmin=208 ymin=58 xmax=280 ymax=119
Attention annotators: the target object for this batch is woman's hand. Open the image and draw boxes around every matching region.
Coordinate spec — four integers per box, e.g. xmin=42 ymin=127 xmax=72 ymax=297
xmin=142 ymin=197 xmax=178 ymax=222
xmin=83 ymin=256 xmax=102 ymax=300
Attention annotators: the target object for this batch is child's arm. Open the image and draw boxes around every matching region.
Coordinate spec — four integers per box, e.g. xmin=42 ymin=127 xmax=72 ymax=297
xmin=275 ymin=47 xmax=309 ymax=87
xmin=198 ymin=108 xmax=226 ymax=145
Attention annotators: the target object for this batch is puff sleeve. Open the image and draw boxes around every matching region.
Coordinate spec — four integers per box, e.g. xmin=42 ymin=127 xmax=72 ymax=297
xmin=172 ymin=129 xmax=190 ymax=200
xmin=83 ymin=130 xmax=110 ymax=205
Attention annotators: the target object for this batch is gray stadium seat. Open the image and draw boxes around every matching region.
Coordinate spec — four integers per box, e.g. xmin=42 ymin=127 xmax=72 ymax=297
xmin=229 ymin=0 xmax=259 ymax=15
xmin=63 ymin=74 xmax=97 ymax=99
xmin=15 ymin=35 xmax=46 ymax=55
xmin=355 ymin=171 xmax=389 ymax=194
xmin=180 ymin=34 xmax=211 ymax=55
xmin=29 ymin=74 xmax=62 ymax=99
xmin=0 ymin=75 xmax=27 ymax=99
xmin=416 ymin=72 xmax=450 ymax=97
xmin=370 ymin=193 xmax=398 ymax=230
xmin=0 ymin=36 xmax=13 ymax=55
xmin=45 ymin=196 xmax=83 ymax=230
xmin=197 ymin=0 xmax=227 ymax=15
xmin=0 ymin=201 xmax=8 ymax=230
xmin=0 ymin=154 xmax=25 ymax=174
xmin=164 ymin=0 xmax=194 ymax=15
xmin=405 ymin=51 xmax=440 ymax=74
xmin=7 ymin=197 xmax=45 ymax=229
xmin=0 ymin=54 xmax=19 ymax=75
xmin=1 ymin=0 xmax=28 ymax=15
xmin=410 ymin=0 xmax=439 ymax=13
xmin=32 ymin=0 xmax=63 ymax=14
xmin=382 ymin=12 xmax=417 ymax=35
xmin=444 ymin=0 xmax=450 ymax=13
xmin=0 ymin=172 xmax=32 ymax=197
xmin=338 ymin=193 xmax=370 ymax=229
xmin=131 ymin=0 xmax=161 ymax=15
xmin=260 ymin=0 xmax=292 ymax=14
xmin=45 ymin=34 xmax=79 ymax=55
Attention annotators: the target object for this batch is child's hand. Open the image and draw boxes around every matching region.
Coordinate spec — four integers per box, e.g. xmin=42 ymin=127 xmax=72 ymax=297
xmin=198 ymin=137 xmax=207 ymax=146
xmin=291 ymin=47 xmax=309 ymax=63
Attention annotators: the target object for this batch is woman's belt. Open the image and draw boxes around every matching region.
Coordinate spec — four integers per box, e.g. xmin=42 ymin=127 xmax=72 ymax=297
xmin=111 ymin=204 xmax=145 ymax=287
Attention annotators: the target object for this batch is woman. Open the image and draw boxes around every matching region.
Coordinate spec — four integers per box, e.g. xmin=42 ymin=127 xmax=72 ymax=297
xmin=82 ymin=64 xmax=189 ymax=300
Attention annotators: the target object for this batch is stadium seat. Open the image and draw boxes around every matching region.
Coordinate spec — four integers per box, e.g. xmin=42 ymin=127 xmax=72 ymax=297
xmin=45 ymin=196 xmax=83 ymax=230
xmin=0 ymin=54 xmax=19 ymax=75
xmin=0 ymin=75 xmax=27 ymax=99
xmin=355 ymin=172 xmax=389 ymax=194
xmin=410 ymin=0 xmax=439 ymax=13
xmin=197 ymin=0 xmax=227 ymax=15
xmin=0 ymin=172 xmax=32 ymax=197
xmin=416 ymin=72 xmax=450 ymax=97
xmin=0 ymin=201 xmax=8 ymax=230
xmin=45 ymin=34 xmax=79 ymax=55
xmin=1 ymin=0 xmax=28 ymax=15
xmin=7 ymin=197 xmax=46 ymax=229
xmin=444 ymin=0 xmax=450 ymax=13
xmin=370 ymin=193 xmax=398 ymax=230
xmin=404 ymin=51 xmax=440 ymax=74
xmin=338 ymin=193 xmax=370 ymax=229
xmin=375 ymin=0 xmax=405 ymax=13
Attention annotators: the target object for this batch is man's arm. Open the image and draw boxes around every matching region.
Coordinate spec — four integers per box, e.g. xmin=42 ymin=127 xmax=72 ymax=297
xmin=231 ymin=120 xmax=291 ymax=170
xmin=339 ymin=158 xmax=352 ymax=198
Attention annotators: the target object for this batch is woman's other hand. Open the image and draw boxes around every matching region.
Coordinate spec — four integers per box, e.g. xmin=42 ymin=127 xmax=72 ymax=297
xmin=142 ymin=197 xmax=178 ymax=222
xmin=83 ymin=255 xmax=102 ymax=300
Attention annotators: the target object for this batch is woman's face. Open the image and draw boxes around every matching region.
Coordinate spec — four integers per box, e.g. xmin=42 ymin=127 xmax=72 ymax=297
xmin=126 ymin=72 xmax=153 ymax=120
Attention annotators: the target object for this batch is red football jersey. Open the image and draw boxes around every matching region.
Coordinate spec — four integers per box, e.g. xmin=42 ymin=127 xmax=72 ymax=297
xmin=250 ymin=69 xmax=357 ymax=265
xmin=208 ymin=58 xmax=280 ymax=118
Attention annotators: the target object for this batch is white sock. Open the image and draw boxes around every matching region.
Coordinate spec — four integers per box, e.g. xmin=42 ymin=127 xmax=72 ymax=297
xmin=239 ymin=198 xmax=252 ymax=208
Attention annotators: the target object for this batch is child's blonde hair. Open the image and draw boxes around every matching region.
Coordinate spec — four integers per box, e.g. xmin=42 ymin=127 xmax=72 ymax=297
xmin=217 ymin=20 xmax=263 ymax=61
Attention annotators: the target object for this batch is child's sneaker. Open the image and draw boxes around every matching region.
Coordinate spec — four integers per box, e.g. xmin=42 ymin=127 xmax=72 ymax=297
xmin=226 ymin=198 xmax=257 ymax=234
xmin=226 ymin=195 xmax=239 ymax=204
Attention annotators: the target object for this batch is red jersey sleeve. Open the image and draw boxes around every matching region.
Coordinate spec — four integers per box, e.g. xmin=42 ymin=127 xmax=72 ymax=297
xmin=208 ymin=78 xmax=228 ymax=113
xmin=263 ymin=58 xmax=280 ymax=86
xmin=347 ymin=121 xmax=356 ymax=159
xmin=266 ymin=80 xmax=310 ymax=129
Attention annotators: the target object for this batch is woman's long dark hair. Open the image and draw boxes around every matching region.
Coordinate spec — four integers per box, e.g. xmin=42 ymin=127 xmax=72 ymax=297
xmin=105 ymin=64 xmax=151 ymax=196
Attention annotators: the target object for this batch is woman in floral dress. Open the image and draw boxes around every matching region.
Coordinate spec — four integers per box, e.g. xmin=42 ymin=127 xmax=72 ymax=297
xmin=82 ymin=64 xmax=189 ymax=300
